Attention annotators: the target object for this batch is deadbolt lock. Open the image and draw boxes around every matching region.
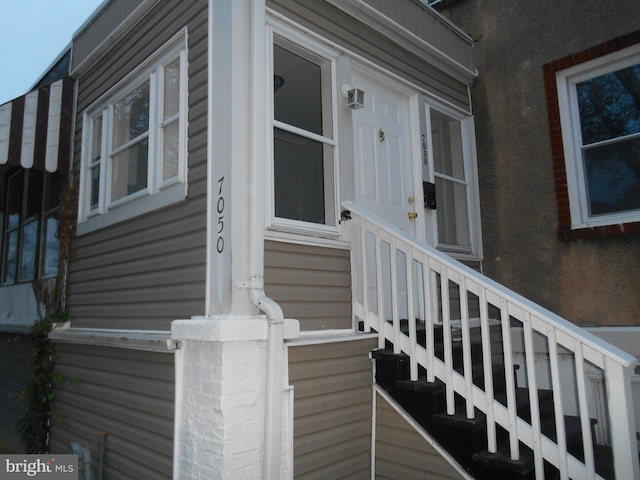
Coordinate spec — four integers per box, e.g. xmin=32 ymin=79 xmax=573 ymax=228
xmin=408 ymin=212 xmax=418 ymax=220
xmin=408 ymin=196 xmax=415 ymax=205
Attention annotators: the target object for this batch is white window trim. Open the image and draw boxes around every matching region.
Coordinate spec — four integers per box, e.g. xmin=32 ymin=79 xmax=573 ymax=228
xmin=77 ymin=30 xmax=189 ymax=235
xmin=265 ymin=18 xmax=341 ymax=239
xmin=556 ymin=43 xmax=640 ymax=229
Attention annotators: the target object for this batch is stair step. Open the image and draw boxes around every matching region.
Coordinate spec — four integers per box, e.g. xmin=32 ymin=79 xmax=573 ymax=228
xmin=495 ymin=388 xmax=555 ymax=422
xmin=370 ymin=347 xmax=613 ymax=480
xmin=472 ymin=448 xmax=535 ymax=480
xmin=473 ymin=415 xmax=597 ymax=479
xmin=371 ymin=349 xmax=409 ymax=393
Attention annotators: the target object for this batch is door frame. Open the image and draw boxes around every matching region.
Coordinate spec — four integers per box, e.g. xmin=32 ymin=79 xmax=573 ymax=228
xmin=350 ymin=62 xmax=428 ymax=244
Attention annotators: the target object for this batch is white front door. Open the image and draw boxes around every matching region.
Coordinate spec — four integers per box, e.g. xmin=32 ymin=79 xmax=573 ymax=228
xmin=352 ymin=72 xmax=418 ymax=236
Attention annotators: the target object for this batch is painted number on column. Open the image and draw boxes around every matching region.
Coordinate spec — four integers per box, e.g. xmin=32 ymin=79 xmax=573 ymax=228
xmin=217 ymin=176 xmax=225 ymax=253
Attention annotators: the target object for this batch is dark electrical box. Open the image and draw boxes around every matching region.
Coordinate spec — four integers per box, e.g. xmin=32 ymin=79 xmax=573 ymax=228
xmin=423 ymin=181 xmax=436 ymax=209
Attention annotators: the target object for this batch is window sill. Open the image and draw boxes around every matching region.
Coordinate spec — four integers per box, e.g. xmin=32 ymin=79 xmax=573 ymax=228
xmin=558 ymin=221 xmax=640 ymax=241
xmin=49 ymin=322 xmax=176 ymax=352
xmin=77 ymin=181 xmax=187 ymax=235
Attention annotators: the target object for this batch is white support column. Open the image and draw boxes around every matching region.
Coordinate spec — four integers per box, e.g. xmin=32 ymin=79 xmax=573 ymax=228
xmin=173 ymin=1 xmax=297 ymax=478
xmin=172 ymin=318 xmax=269 ymax=480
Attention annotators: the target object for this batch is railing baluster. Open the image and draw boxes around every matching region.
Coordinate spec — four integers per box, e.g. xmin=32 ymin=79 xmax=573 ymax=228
xmin=374 ymin=226 xmax=386 ymax=350
xmin=343 ymin=203 xmax=638 ymax=477
xmin=423 ymin=254 xmax=436 ymax=383
xmin=459 ymin=276 xmax=474 ymax=419
xmin=605 ymin=357 xmax=640 ymax=480
xmin=479 ymin=288 xmax=497 ymax=453
xmin=500 ymin=299 xmax=519 ymax=460
xmin=523 ymin=313 xmax=544 ymax=479
xmin=357 ymin=222 xmax=369 ymax=332
xmin=390 ymin=236 xmax=401 ymax=354
xmin=548 ymin=328 xmax=569 ymax=480
xmin=441 ymin=267 xmax=455 ymax=415
xmin=406 ymin=248 xmax=418 ymax=381
xmin=574 ymin=343 xmax=596 ymax=479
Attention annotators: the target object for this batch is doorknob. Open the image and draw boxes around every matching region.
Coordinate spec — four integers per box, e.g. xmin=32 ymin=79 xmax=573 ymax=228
xmin=408 ymin=212 xmax=418 ymax=220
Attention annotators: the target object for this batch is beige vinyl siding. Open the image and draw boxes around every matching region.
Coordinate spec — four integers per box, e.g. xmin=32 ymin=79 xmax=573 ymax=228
xmin=375 ymin=391 xmax=465 ymax=480
xmin=267 ymin=0 xmax=472 ymax=111
xmin=288 ymin=336 xmax=377 ymax=479
xmin=71 ymin=0 xmax=146 ymax=69
xmin=265 ymin=240 xmax=352 ymax=331
xmin=362 ymin=0 xmax=475 ymax=73
xmin=49 ymin=344 xmax=174 ymax=480
xmin=68 ymin=0 xmax=208 ymax=330
xmin=0 ymin=333 xmax=31 ymax=452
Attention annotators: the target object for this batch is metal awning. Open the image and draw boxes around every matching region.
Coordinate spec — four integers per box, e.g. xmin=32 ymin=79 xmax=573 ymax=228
xmin=0 ymin=77 xmax=73 ymax=174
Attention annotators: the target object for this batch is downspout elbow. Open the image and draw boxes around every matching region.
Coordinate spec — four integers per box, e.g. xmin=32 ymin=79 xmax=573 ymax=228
xmin=250 ymin=287 xmax=284 ymax=325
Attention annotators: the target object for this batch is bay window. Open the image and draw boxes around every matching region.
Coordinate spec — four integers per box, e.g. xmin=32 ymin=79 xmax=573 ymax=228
xmin=78 ymin=33 xmax=187 ymax=233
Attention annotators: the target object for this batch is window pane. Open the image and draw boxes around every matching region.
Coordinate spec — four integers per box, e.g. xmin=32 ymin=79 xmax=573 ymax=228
xmin=92 ymin=115 xmax=103 ymax=163
xmin=90 ymin=166 xmax=100 ymax=210
xmin=577 ymin=64 xmax=640 ymax=145
xmin=583 ymin=137 xmax=640 ymax=216
xmin=44 ymin=173 xmax=63 ymax=211
xmin=25 ymin=170 xmax=43 ymax=219
xmin=6 ymin=171 xmax=23 ymax=230
xmin=113 ymin=81 xmax=150 ymax=149
xmin=19 ymin=219 xmax=38 ymax=281
xmin=274 ymin=128 xmax=326 ymax=224
xmin=163 ymin=121 xmax=179 ymax=182
xmin=2 ymin=230 xmax=18 ymax=284
xmin=42 ymin=214 xmax=59 ymax=278
xmin=273 ymin=44 xmax=323 ymax=135
xmin=164 ymin=58 xmax=180 ymax=119
xmin=436 ymin=177 xmax=471 ymax=249
xmin=110 ymin=139 xmax=149 ymax=202
xmin=432 ymin=110 xmax=465 ymax=181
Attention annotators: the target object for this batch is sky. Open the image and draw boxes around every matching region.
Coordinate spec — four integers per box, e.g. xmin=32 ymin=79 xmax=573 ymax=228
xmin=0 ymin=0 xmax=105 ymax=105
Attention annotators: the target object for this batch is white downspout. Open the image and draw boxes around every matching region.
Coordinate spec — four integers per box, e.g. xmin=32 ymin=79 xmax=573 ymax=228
xmin=251 ymin=287 xmax=285 ymax=480
xmin=244 ymin=2 xmax=285 ymax=478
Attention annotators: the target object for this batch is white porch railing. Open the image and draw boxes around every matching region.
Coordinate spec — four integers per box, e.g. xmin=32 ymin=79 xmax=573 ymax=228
xmin=343 ymin=202 xmax=639 ymax=480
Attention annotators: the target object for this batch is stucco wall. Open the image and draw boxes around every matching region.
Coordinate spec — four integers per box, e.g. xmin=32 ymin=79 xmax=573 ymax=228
xmin=437 ymin=0 xmax=640 ymax=327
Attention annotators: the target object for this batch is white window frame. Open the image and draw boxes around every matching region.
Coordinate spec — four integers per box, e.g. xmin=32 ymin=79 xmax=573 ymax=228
xmin=421 ymin=98 xmax=483 ymax=261
xmin=556 ymin=43 xmax=640 ymax=229
xmin=265 ymin=19 xmax=340 ymax=239
xmin=77 ymin=30 xmax=188 ymax=235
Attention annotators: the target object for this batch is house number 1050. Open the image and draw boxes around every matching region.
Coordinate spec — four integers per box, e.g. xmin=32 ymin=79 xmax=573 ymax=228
xmin=217 ymin=176 xmax=225 ymax=253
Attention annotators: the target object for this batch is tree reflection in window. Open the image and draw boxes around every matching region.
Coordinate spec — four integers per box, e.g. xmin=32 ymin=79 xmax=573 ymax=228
xmin=576 ymin=64 xmax=640 ymax=216
xmin=0 ymin=168 xmax=62 ymax=285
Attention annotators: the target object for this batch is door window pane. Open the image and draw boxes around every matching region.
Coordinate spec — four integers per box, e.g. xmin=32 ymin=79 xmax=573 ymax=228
xmin=436 ymin=178 xmax=470 ymax=248
xmin=432 ymin=110 xmax=465 ymax=181
xmin=431 ymin=110 xmax=472 ymax=251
